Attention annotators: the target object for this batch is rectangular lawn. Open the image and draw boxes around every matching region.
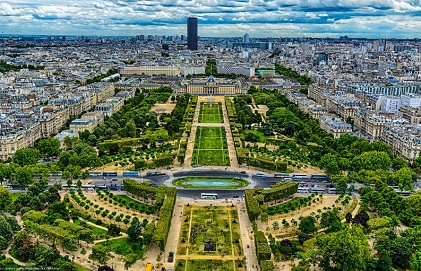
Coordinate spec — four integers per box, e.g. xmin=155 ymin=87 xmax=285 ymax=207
xmin=199 ymin=102 xmax=223 ymax=123
xmin=193 ymin=127 xmax=230 ymax=166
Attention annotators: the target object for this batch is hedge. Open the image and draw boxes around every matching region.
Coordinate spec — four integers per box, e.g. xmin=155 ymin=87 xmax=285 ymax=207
xmin=123 ymin=179 xmax=176 ymax=250
xmin=260 ymin=260 xmax=275 ymax=271
xmin=153 ymin=187 xmax=176 ymax=250
xmin=238 ymin=156 xmax=287 ymax=172
xmin=123 ymin=179 xmax=157 ymax=200
xmin=262 ymin=182 xmax=298 ymax=202
xmin=245 ymin=190 xmax=260 ymax=221
xmin=254 ymin=230 xmax=271 ymax=262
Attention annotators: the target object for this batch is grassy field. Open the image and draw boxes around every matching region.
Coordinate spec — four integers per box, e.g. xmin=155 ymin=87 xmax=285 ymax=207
xmin=192 ymin=127 xmax=230 ymax=166
xmin=172 ymin=177 xmax=249 ymax=189
xmin=73 ymin=219 xmax=108 ymax=239
xmin=175 ymin=260 xmax=245 ymax=271
xmin=97 ymin=237 xmax=146 ymax=257
xmin=199 ymin=102 xmax=223 ymax=123
xmin=178 ymin=205 xmax=242 ymax=256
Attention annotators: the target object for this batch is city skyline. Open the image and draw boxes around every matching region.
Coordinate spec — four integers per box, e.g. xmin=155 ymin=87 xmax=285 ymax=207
xmin=1 ymin=0 xmax=421 ymax=38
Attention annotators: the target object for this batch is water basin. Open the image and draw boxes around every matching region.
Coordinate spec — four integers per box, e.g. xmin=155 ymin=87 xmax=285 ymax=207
xmin=187 ymin=180 xmax=238 ymax=187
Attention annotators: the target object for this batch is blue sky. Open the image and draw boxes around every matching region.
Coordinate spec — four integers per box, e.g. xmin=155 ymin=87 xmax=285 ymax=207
xmin=0 ymin=0 xmax=420 ymax=38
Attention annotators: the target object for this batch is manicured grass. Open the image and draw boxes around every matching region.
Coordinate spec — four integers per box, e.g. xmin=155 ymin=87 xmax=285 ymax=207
xmin=97 ymin=237 xmax=145 ymax=257
xmin=193 ymin=127 xmax=230 ymax=166
xmin=173 ymin=177 xmax=249 ymax=189
xmin=199 ymin=103 xmax=223 ymax=123
xmin=198 ymin=126 xmax=224 ymax=138
xmin=175 ymin=260 xmax=245 ymax=271
xmin=178 ymin=206 xmax=242 ymax=256
xmin=73 ymin=219 xmax=108 ymax=239
xmin=194 ymin=136 xmax=227 ymax=149
xmin=75 ymin=263 xmax=93 ymax=271
xmin=192 ymin=150 xmax=230 ymax=166
xmin=11 ymin=192 xmax=23 ymax=202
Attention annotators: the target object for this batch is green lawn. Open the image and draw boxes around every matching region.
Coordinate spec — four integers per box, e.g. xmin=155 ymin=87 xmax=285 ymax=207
xmin=175 ymin=260 xmax=245 ymax=271
xmin=75 ymin=263 xmax=93 ymax=271
xmin=192 ymin=150 xmax=230 ymax=166
xmin=193 ymin=127 xmax=230 ymax=166
xmin=73 ymin=219 xmax=108 ymax=239
xmin=96 ymin=237 xmax=146 ymax=258
xmin=177 ymin=206 xmax=242 ymax=256
xmin=199 ymin=103 xmax=223 ymax=123
xmin=11 ymin=192 xmax=24 ymax=202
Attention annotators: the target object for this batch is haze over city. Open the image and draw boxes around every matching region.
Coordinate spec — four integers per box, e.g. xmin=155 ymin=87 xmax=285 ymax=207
xmin=1 ymin=0 xmax=421 ymax=38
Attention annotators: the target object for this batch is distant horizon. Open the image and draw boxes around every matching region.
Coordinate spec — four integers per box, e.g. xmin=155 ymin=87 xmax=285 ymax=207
xmin=1 ymin=1 xmax=421 ymax=38
xmin=1 ymin=33 xmax=420 ymax=41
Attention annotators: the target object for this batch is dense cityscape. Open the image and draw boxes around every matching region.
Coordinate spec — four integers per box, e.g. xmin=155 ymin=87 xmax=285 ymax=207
xmin=1 ymin=14 xmax=421 ymax=271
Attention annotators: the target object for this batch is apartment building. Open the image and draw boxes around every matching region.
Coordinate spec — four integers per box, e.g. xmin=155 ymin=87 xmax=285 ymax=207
xmin=319 ymin=114 xmax=353 ymax=139
xmin=381 ymin=124 xmax=421 ymax=162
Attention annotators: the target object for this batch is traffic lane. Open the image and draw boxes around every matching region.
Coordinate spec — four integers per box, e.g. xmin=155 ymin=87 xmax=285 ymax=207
xmin=176 ymin=189 xmax=245 ymax=199
xmin=252 ymin=177 xmax=282 ymax=188
xmin=173 ymin=170 xmax=242 ymax=178
xmin=252 ymin=177 xmax=333 ymax=189
xmin=142 ymin=175 xmax=169 ymax=187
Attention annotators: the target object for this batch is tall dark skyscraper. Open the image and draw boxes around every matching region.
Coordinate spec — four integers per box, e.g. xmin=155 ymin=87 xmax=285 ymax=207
xmin=187 ymin=17 xmax=198 ymax=50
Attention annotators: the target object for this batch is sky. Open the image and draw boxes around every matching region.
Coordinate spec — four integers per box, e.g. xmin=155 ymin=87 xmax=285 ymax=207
xmin=0 ymin=0 xmax=421 ymax=38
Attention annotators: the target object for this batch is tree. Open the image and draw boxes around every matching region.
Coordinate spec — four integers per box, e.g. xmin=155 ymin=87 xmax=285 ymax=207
xmin=36 ymin=138 xmax=61 ymax=159
xmin=411 ymin=249 xmax=421 ymax=271
xmin=272 ymin=221 xmax=280 ymax=230
xmin=376 ymin=249 xmax=393 ymax=271
xmin=345 ymin=212 xmax=352 ymax=223
xmin=124 ymin=253 xmax=137 ymax=270
xmin=89 ymin=245 xmax=111 ymax=265
xmin=35 ymin=244 xmax=60 ymax=266
xmin=15 ymin=166 xmax=33 ymax=187
xmin=13 ymin=148 xmax=40 ymax=166
xmin=389 ymin=237 xmax=411 ymax=268
xmin=282 ymin=218 xmax=290 ymax=232
xmin=0 ymin=186 xmax=12 ymax=211
xmin=351 ymin=151 xmax=391 ymax=171
xmin=320 ymin=210 xmax=342 ymax=232
xmin=393 ymin=157 xmax=408 ymax=171
xmin=299 ymin=216 xmax=317 ymax=235
xmin=393 ymin=167 xmax=416 ymax=191
xmin=107 ymin=224 xmax=121 ymax=237
xmin=317 ymin=226 xmax=371 ymax=271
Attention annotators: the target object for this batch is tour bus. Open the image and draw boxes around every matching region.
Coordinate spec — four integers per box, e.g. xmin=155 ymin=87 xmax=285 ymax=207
xmin=312 ymin=186 xmax=327 ymax=193
xmin=274 ymin=173 xmax=290 ymax=178
xmin=201 ymin=193 xmax=218 ymax=199
xmin=297 ymin=187 xmax=310 ymax=193
xmin=328 ymin=187 xmax=338 ymax=194
xmin=393 ymin=188 xmax=413 ymax=196
xmin=311 ymin=174 xmax=328 ymax=180
xmin=292 ymin=173 xmax=307 ymax=180
xmin=255 ymin=173 xmax=266 ymax=178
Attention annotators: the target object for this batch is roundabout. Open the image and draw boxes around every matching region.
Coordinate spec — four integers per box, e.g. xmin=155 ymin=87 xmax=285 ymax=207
xmin=172 ymin=176 xmax=249 ymax=189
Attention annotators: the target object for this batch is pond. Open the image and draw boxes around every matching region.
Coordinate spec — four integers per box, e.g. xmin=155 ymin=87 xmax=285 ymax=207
xmin=172 ymin=177 xmax=249 ymax=189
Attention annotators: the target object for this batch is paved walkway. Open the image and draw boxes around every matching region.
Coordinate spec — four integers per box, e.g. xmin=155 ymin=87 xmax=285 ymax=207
xmin=184 ymin=99 xmax=201 ymax=166
xmin=221 ymin=97 xmax=238 ymax=168
xmin=237 ymin=201 xmax=259 ymax=271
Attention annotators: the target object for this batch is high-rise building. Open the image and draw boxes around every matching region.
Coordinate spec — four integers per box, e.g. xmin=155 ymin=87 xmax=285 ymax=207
xmin=187 ymin=17 xmax=198 ymax=50
xmin=243 ymin=33 xmax=249 ymax=43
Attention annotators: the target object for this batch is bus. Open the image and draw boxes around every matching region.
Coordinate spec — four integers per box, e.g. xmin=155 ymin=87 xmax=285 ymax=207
xmin=201 ymin=193 xmax=218 ymax=199
xmin=256 ymin=173 xmax=266 ymax=178
xmin=297 ymin=187 xmax=310 ymax=193
xmin=328 ymin=188 xmax=338 ymax=194
xmin=145 ymin=263 xmax=153 ymax=271
xmin=274 ymin=173 xmax=290 ymax=178
xmin=311 ymin=174 xmax=328 ymax=179
xmin=393 ymin=188 xmax=413 ymax=196
xmin=292 ymin=173 xmax=307 ymax=181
